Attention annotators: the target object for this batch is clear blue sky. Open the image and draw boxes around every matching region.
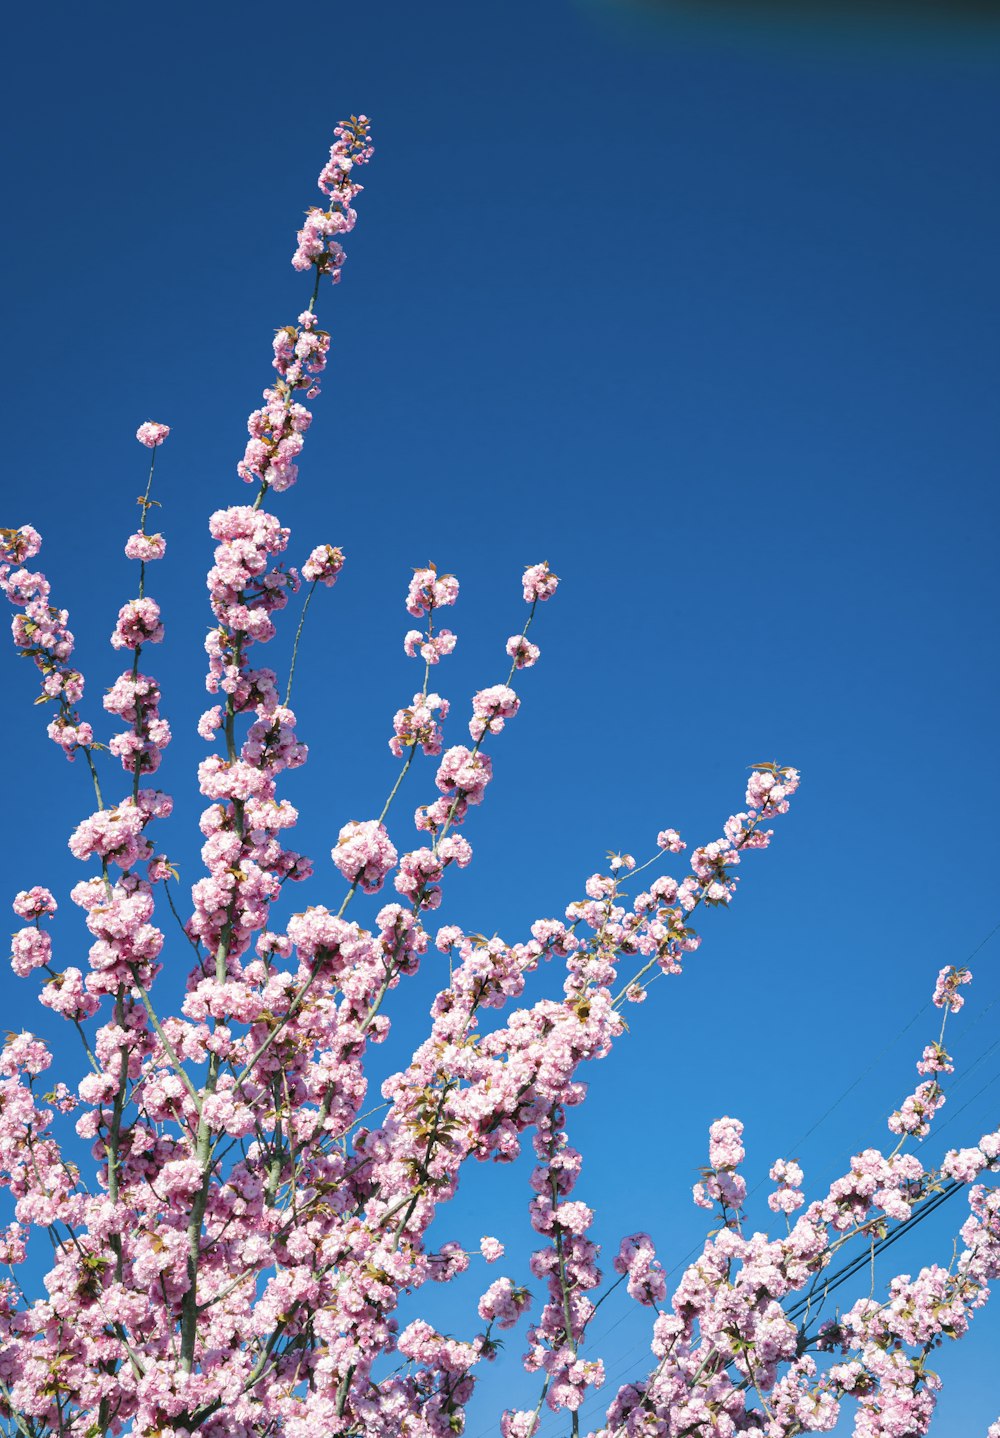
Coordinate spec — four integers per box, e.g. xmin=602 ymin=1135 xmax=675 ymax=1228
xmin=2 ymin=3 xmax=999 ymax=1433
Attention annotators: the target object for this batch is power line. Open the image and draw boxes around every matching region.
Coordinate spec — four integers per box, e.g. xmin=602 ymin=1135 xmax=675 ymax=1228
xmin=462 ymin=920 xmax=1000 ymax=1438
xmin=752 ymin=917 xmax=1000 ymax=1188
xmin=930 ymin=1066 xmax=1000 ymax=1149
xmin=530 ymin=1182 xmax=973 ymax=1438
xmin=784 ymin=1181 xmax=964 ymax=1327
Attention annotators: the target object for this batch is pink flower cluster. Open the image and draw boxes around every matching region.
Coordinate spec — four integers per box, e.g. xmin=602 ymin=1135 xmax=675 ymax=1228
xmin=292 ymin=115 xmax=373 ymax=282
xmin=614 ymin=1231 xmax=667 ymax=1305
xmin=394 ymin=834 xmax=472 ymax=909
xmin=506 ymin=633 xmax=540 ymax=668
xmin=272 ymin=311 xmax=330 ymax=396
xmin=522 ymin=1128 xmax=607 ymax=1415
xmin=191 ymin=699 xmax=311 ymax=956
xmin=104 ymin=671 xmax=172 ymax=775
xmin=301 ymin=542 xmax=344 ymax=585
xmin=390 ymin=691 xmax=449 ymax=757
xmin=404 ymin=625 xmax=456 ymax=664
xmin=110 ymin=596 xmax=164 ymax=649
xmin=768 ymin=1157 xmax=806 ymax=1214
xmin=12 ymin=885 xmax=56 ymax=922
xmin=522 ymin=560 xmax=559 ymax=603
xmin=746 ymin=762 xmax=800 ymax=815
xmin=331 ymin=818 xmax=399 ymax=893
xmin=889 ymin=1078 xmax=947 ymax=1138
xmin=238 ymin=386 xmax=312 ymax=494
xmin=0 ymin=586 xmax=816 ymax=1438
xmin=135 ymin=420 xmax=170 ymax=447
xmin=240 ymin=126 xmax=371 ymax=497
xmin=478 ymin=1276 xmax=532 ymax=1328
xmin=0 ymin=526 xmax=91 ymax=758
xmin=69 ymin=796 xmax=162 ymax=871
xmin=469 ymin=683 xmax=519 ymax=740
xmin=933 ymin=963 xmax=972 ymax=1012
xmin=124 ymin=530 xmax=166 ymax=562
xmin=594 ymin=1103 xmax=1000 ymax=1438
xmin=204 ymin=506 xmax=295 ymax=683
xmin=420 ymin=745 xmax=493 ymax=831
xmin=99 ymin=438 xmax=178 ymax=892
xmin=407 ymin=564 xmax=460 ymax=616
xmin=71 ymin=867 xmax=165 ymax=996
xmin=693 ymin=1115 xmax=748 ymax=1211
xmin=10 ymin=922 xmax=52 ymax=978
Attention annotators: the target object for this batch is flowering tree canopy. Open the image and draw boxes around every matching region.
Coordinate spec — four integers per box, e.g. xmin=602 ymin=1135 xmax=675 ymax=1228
xmin=0 ymin=118 xmax=997 ymax=1438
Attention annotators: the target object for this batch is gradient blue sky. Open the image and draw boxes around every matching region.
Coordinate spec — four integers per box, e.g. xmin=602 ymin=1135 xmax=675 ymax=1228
xmin=2 ymin=2 xmax=999 ymax=1433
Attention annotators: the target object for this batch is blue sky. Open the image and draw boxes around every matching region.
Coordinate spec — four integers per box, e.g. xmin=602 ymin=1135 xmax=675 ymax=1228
xmin=2 ymin=2 xmax=999 ymax=1432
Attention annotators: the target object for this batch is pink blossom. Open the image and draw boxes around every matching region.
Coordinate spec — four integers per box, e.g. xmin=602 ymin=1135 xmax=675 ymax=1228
xmin=942 ymin=1147 xmax=987 ymax=1183
xmin=331 ymin=819 xmax=398 ymax=893
xmin=889 ymin=1080 xmax=946 ymax=1138
xmin=10 ymin=926 xmax=51 ymax=977
xmin=124 ymin=531 xmax=166 ymax=561
xmin=68 ymin=801 xmax=151 ymax=871
xmin=469 ymin=684 xmax=519 ymax=740
xmin=110 ymin=597 xmax=164 ymax=649
xmin=506 ymin=634 xmax=540 ymax=668
xmin=501 ymin=1413 xmax=539 ymax=1438
xmin=708 ymin=1115 xmax=745 ymax=1170
xmin=478 ymin=1276 xmax=531 ymax=1328
xmin=390 ymin=691 xmax=449 ymax=757
xmin=12 ymin=887 xmax=57 ymax=920
xmin=135 ymin=420 xmax=170 ymax=447
xmin=302 ymin=543 xmax=344 ymax=585
xmin=614 ymin=1231 xmax=666 ymax=1305
xmin=916 ymin=1042 xmax=954 ymax=1075
xmin=768 ymin=1157 xmax=806 ymax=1213
xmin=406 ymin=564 xmax=459 ymax=616
xmin=435 ymin=745 xmax=493 ymax=807
xmin=522 ymin=560 xmax=559 ymax=602
xmin=933 ymin=964 xmax=972 ymax=1012
xmin=746 ymin=763 xmax=800 ymax=814
xmin=403 ymin=626 xmax=456 ymax=664
xmin=0 ymin=524 xmax=42 ymax=563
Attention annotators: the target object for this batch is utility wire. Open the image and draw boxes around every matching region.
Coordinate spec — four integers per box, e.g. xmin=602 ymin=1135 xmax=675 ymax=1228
xmin=750 ymin=916 xmax=1000 ymax=1193
xmin=784 ymin=1181 xmax=964 ymax=1327
xmin=930 ymin=1066 xmax=1000 ymax=1149
xmin=463 ymin=920 xmax=1000 ymax=1438
xmin=528 ymin=1182 xmax=973 ymax=1438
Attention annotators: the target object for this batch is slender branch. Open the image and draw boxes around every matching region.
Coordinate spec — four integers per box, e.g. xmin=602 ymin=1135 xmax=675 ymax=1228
xmin=285 ymin=580 xmax=317 ymax=705
xmin=128 ymin=969 xmax=202 ymax=1112
xmin=83 ymin=746 xmax=105 ymax=811
xmin=163 ymin=877 xmax=203 ymax=957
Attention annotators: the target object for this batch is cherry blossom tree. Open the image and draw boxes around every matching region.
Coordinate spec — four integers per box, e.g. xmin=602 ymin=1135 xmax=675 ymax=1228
xmin=0 ymin=117 xmax=997 ymax=1438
